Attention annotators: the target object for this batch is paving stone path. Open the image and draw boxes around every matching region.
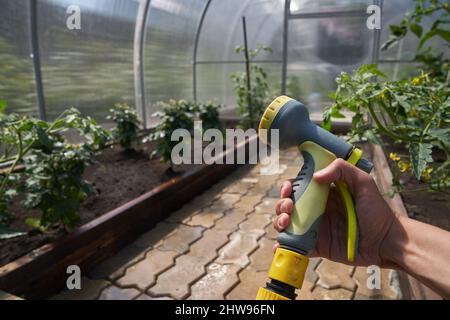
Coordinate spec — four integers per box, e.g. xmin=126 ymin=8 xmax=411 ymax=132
xmin=52 ymin=149 xmax=402 ymax=300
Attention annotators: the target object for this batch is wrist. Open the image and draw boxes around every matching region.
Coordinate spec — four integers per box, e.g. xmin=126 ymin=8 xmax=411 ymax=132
xmin=379 ymin=215 xmax=409 ymax=270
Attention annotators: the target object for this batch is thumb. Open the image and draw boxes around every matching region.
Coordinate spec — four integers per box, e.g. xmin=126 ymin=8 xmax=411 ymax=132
xmin=313 ymin=158 xmax=372 ymax=196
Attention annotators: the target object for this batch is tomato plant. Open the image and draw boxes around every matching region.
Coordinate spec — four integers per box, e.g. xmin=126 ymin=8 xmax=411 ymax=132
xmin=107 ymin=103 xmax=141 ymax=151
xmin=231 ymin=45 xmax=272 ymax=129
xmin=0 ymin=106 xmax=110 ymax=237
xmin=324 ymin=0 xmax=449 ymax=194
xmin=194 ymin=101 xmax=222 ymax=132
xmin=382 ymin=0 xmax=449 ymax=79
xmin=145 ymin=100 xmax=195 ymax=169
xmin=144 ymin=100 xmax=222 ymax=169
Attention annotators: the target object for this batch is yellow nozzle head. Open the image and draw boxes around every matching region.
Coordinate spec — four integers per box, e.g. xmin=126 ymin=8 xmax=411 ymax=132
xmin=258 ymin=95 xmax=293 ymax=144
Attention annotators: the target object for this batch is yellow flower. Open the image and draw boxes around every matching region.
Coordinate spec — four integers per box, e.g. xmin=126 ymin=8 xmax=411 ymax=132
xmin=411 ymin=72 xmax=429 ymax=86
xmin=409 ymin=108 xmax=418 ymax=117
xmin=411 ymin=77 xmax=421 ymax=86
xmin=378 ymin=92 xmax=386 ymax=101
xmin=389 ymin=152 xmax=400 ymax=161
xmin=421 ymin=167 xmax=433 ymax=181
xmin=398 ymin=161 xmax=410 ymax=173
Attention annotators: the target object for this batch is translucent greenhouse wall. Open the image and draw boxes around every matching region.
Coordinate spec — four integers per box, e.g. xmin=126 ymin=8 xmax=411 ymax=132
xmin=0 ymin=0 xmax=447 ymax=127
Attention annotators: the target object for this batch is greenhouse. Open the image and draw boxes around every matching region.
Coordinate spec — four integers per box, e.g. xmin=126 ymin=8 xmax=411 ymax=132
xmin=0 ymin=0 xmax=449 ymax=302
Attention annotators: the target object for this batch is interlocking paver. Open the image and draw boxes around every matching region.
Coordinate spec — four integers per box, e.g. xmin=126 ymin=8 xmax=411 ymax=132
xmin=305 ymin=257 xmax=322 ymax=284
xmin=264 ymin=224 xmax=278 ymax=240
xmin=224 ymin=181 xmax=253 ymax=194
xmin=116 ymin=249 xmax=177 ymax=290
xmin=135 ymin=294 xmax=174 ymax=300
xmin=216 ymin=231 xmax=259 ymax=268
xmin=297 ymin=280 xmax=315 ymax=300
xmin=353 ymin=267 xmax=399 ymax=300
xmin=235 ymin=195 xmax=263 ymax=212
xmin=266 ymin=184 xmax=281 ymax=198
xmin=226 ymin=267 xmax=267 ymax=300
xmin=316 ymin=259 xmax=356 ymax=291
xmin=248 ymin=237 xmax=274 ymax=272
xmin=217 ymin=193 xmax=241 ymax=206
xmin=189 ymin=229 xmax=230 ymax=260
xmin=149 ymin=255 xmax=207 ymax=299
xmin=148 ymin=229 xmax=229 ymax=299
xmin=312 ymin=286 xmax=353 ymax=300
xmin=254 ymin=198 xmax=278 ymax=215
xmin=158 ymin=224 xmax=204 ymax=254
xmin=189 ymin=263 xmax=241 ymax=300
xmin=187 ymin=208 xmax=224 ymax=228
xmin=98 ymin=285 xmax=140 ymax=300
xmin=213 ymin=208 xmax=248 ymax=231
xmin=165 ymin=204 xmax=201 ymax=223
xmin=52 ymin=277 xmax=110 ymax=300
xmin=133 ymin=222 xmax=176 ymax=249
xmin=190 ymin=190 xmax=221 ymax=206
xmin=239 ymin=213 xmax=271 ymax=237
xmin=89 ymin=244 xmax=147 ymax=280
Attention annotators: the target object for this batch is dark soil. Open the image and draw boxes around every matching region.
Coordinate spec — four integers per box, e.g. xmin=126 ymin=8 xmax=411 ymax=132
xmin=382 ymin=141 xmax=450 ymax=231
xmin=0 ymin=141 xmax=201 ymax=267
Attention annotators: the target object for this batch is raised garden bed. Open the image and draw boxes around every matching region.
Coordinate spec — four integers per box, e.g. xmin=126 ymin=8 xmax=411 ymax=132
xmin=0 ymin=134 xmax=257 ymax=299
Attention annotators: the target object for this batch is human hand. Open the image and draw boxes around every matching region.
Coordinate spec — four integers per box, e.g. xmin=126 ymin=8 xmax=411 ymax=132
xmin=273 ymin=159 xmax=398 ymax=268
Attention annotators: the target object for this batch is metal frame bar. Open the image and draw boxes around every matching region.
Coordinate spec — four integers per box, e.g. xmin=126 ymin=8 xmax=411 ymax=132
xmin=289 ymin=10 xmax=369 ymax=19
xmin=195 ymin=60 xmax=282 ymax=64
xmin=192 ymin=0 xmax=212 ymax=102
xmin=377 ymin=59 xmax=415 ymax=63
xmin=134 ymin=0 xmax=151 ymax=128
xmin=29 ymin=0 xmax=46 ymax=121
xmin=281 ymin=0 xmax=290 ymax=94
xmin=371 ymin=0 xmax=382 ymax=64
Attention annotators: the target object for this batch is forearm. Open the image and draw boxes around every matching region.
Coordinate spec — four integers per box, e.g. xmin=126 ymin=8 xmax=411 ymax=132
xmin=383 ymin=215 xmax=450 ymax=299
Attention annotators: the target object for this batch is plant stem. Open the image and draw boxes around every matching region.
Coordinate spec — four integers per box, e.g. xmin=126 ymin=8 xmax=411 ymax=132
xmin=0 ymin=129 xmax=23 ymax=193
xmin=366 ymin=103 xmax=404 ymax=141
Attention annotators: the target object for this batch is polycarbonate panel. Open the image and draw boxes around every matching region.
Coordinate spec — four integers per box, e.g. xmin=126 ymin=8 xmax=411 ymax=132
xmin=286 ymin=16 xmax=374 ymax=114
xmin=196 ymin=61 xmax=282 ymax=112
xmin=197 ymin=0 xmax=284 ymax=62
xmin=143 ymin=0 xmax=204 ymax=127
xmin=289 ymin=0 xmax=371 ymax=14
xmin=197 ymin=63 xmax=245 ymax=108
xmin=0 ymin=0 xmax=38 ymax=115
xmin=379 ymin=0 xmax=449 ymax=61
xmin=37 ymin=0 xmax=138 ymax=121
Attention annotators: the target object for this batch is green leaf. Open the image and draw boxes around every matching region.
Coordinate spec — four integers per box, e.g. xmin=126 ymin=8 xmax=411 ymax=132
xmin=418 ymin=28 xmax=450 ymax=49
xmin=409 ymin=142 xmax=433 ymax=180
xmin=0 ymin=226 xmax=26 ymax=240
xmin=381 ymin=37 xmax=399 ymax=51
xmin=25 ymin=217 xmax=47 ymax=232
xmin=35 ymin=126 xmax=53 ymax=150
xmin=435 ymin=28 xmax=450 ymax=44
xmin=428 ymin=128 xmax=450 ymax=148
xmin=390 ymin=24 xmax=407 ymax=37
xmin=410 ymin=23 xmax=423 ymax=37
xmin=0 ymin=99 xmax=6 ymax=113
xmin=330 ymin=107 xmax=346 ymax=119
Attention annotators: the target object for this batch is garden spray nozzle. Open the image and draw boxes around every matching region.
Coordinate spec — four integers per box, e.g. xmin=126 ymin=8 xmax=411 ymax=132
xmin=256 ymin=96 xmax=373 ymax=300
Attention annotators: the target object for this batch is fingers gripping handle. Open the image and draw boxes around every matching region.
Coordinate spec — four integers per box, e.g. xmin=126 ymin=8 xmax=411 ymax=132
xmin=277 ymin=141 xmax=359 ymax=262
xmin=277 ymin=141 xmax=337 ymax=254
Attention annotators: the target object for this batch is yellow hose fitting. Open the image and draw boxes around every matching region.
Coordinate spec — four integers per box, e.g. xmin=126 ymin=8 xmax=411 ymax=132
xmin=347 ymin=147 xmax=362 ymax=166
xmin=256 ymin=287 xmax=290 ymax=300
xmin=267 ymin=248 xmax=309 ymax=289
